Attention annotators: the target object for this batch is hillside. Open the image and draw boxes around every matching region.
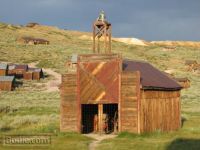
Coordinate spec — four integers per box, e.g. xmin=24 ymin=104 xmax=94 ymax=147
xmin=151 ymin=41 xmax=200 ymax=48
xmin=0 ymin=22 xmax=200 ymax=150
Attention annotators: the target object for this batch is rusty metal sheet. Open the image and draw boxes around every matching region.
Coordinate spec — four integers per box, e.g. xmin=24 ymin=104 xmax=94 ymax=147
xmin=123 ymin=60 xmax=182 ymax=90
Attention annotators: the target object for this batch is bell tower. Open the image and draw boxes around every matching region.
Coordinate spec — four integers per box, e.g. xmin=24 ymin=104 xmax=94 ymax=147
xmin=93 ymin=11 xmax=112 ymax=54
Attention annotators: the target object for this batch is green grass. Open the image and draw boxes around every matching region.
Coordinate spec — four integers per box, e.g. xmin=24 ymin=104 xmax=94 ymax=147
xmin=97 ymin=113 xmax=200 ymax=150
xmin=0 ymin=22 xmax=200 ymax=149
xmin=0 ymin=132 xmax=92 ymax=150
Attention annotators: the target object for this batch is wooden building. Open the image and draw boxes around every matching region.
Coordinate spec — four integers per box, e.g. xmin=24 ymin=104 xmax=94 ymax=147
xmin=26 ymin=22 xmax=39 ymax=28
xmin=60 ymin=12 xmax=182 ymax=134
xmin=18 ymin=37 xmax=49 ymax=45
xmin=0 ymin=76 xmax=15 ymax=91
xmin=7 ymin=64 xmax=16 ymax=76
xmin=7 ymin=64 xmax=43 ymax=80
xmin=185 ymin=60 xmax=198 ymax=72
xmin=60 ymin=56 xmax=182 ymax=134
xmin=174 ymin=77 xmax=190 ymax=89
xmin=13 ymin=64 xmax=28 ymax=78
xmin=185 ymin=60 xmax=197 ymax=66
xmin=0 ymin=63 xmax=8 ymax=76
xmin=28 ymin=68 xmax=44 ymax=80
xmin=23 ymin=71 xmax=33 ymax=80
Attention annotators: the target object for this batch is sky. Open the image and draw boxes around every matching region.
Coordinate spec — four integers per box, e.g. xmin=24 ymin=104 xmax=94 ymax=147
xmin=0 ymin=0 xmax=200 ymax=41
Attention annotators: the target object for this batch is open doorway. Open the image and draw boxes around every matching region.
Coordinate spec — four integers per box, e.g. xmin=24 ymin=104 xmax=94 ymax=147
xmin=81 ymin=104 xmax=98 ymax=134
xmin=103 ymin=104 xmax=118 ymax=134
xmin=81 ymin=104 xmax=118 ymax=134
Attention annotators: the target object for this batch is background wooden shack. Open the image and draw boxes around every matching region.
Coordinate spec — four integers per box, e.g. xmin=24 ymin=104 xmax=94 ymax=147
xmin=7 ymin=64 xmax=16 ymax=76
xmin=23 ymin=71 xmax=33 ymax=80
xmin=0 ymin=76 xmax=15 ymax=91
xmin=18 ymin=37 xmax=50 ymax=45
xmin=0 ymin=63 xmax=8 ymax=76
xmin=13 ymin=64 xmax=28 ymax=78
xmin=174 ymin=77 xmax=190 ymax=89
xmin=29 ymin=68 xmax=44 ymax=80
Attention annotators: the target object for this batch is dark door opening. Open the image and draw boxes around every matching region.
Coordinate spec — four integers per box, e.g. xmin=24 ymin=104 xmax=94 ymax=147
xmin=81 ymin=104 xmax=98 ymax=134
xmin=103 ymin=104 xmax=118 ymax=134
xmin=81 ymin=104 xmax=118 ymax=134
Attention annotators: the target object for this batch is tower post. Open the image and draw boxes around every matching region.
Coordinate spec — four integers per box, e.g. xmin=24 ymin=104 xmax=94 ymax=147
xmin=93 ymin=11 xmax=112 ymax=54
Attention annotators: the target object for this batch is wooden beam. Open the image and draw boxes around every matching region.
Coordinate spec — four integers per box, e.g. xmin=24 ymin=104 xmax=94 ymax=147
xmin=104 ymin=27 xmax=107 ymax=53
xmin=77 ymin=58 xmax=81 ymax=133
xmin=118 ymin=58 xmax=122 ymax=132
xmin=98 ymin=104 xmax=103 ymax=134
xmin=108 ymin=26 xmax=112 ymax=53
xmin=136 ymin=71 xmax=141 ymax=134
xmin=93 ymin=24 xmax=96 ymax=53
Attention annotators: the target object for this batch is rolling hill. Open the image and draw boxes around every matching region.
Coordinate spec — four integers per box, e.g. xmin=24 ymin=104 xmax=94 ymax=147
xmin=0 ymin=22 xmax=200 ymax=150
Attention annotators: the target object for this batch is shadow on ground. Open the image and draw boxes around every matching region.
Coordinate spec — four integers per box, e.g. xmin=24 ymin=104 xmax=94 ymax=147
xmin=166 ymin=138 xmax=200 ymax=150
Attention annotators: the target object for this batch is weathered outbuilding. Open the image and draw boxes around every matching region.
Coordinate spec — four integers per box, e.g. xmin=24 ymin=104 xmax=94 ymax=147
xmin=18 ymin=37 xmax=50 ymax=45
xmin=0 ymin=63 xmax=8 ymax=76
xmin=26 ymin=22 xmax=39 ymax=28
xmin=0 ymin=76 xmax=15 ymax=91
xmin=13 ymin=64 xmax=28 ymax=78
xmin=7 ymin=64 xmax=16 ymax=76
xmin=28 ymin=68 xmax=44 ymax=80
xmin=60 ymin=12 xmax=182 ymax=134
xmin=60 ymin=56 xmax=182 ymax=134
xmin=174 ymin=77 xmax=190 ymax=89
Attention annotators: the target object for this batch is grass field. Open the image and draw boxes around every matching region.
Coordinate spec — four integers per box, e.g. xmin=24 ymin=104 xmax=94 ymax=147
xmin=0 ymin=23 xmax=200 ymax=150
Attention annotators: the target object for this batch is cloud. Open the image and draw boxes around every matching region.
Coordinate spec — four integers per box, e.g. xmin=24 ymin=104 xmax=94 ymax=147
xmin=0 ymin=0 xmax=199 ymax=40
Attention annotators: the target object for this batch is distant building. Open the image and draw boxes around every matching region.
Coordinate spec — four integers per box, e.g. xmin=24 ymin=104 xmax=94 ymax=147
xmin=174 ymin=77 xmax=190 ymax=89
xmin=0 ymin=63 xmax=8 ymax=76
xmin=0 ymin=76 xmax=15 ymax=91
xmin=18 ymin=37 xmax=50 ymax=45
xmin=23 ymin=68 xmax=44 ymax=80
xmin=26 ymin=22 xmax=39 ymax=28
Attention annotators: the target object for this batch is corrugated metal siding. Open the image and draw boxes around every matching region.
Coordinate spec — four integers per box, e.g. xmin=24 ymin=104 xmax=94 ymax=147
xmin=0 ymin=63 xmax=8 ymax=70
xmin=0 ymin=76 xmax=15 ymax=81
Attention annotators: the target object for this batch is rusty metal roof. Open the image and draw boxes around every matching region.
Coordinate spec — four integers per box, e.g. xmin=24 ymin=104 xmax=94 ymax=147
xmin=28 ymin=68 xmax=42 ymax=72
xmin=15 ymin=64 xmax=28 ymax=70
xmin=123 ymin=60 xmax=182 ymax=90
xmin=0 ymin=63 xmax=8 ymax=70
xmin=8 ymin=64 xmax=16 ymax=70
xmin=0 ymin=76 xmax=15 ymax=81
xmin=22 ymin=37 xmax=49 ymax=42
xmin=174 ymin=77 xmax=190 ymax=82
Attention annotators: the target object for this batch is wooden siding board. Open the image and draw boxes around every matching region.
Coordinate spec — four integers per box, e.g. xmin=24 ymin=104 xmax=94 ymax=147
xmin=60 ymin=73 xmax=78 ymax=132
xmin=140 ymin=90 xmax=181 ymax=133
xmin=78 ymin=55 xmax=121 ymax=104
xmin=120 ymin=71 xmax=140 ymax=133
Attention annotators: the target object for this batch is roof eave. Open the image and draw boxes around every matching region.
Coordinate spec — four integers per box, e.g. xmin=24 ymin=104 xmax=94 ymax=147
xmin=142 ymin=86 xmax=182 ymax=91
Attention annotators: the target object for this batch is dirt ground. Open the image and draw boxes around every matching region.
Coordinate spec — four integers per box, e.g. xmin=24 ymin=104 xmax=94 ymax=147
xmin=85 ymin=134 xmax=117 ymax=150
xmin=43 ymin=68 xmax=61 ymax=92
xmin=29 ymin=62 xmax=61 ymax=92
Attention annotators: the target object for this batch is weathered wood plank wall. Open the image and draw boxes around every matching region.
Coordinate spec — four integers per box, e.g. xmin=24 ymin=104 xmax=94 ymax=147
xmin=140 ymin=90 xmax=181 ymax=133
xmin=120 ymin=71 xmax=140 ymax=133
xmin=60 ymin=73 xmax=78 ymax=132
xmin=0 ymin=70 xmax=7 ymax=76
xmin=78 ymin=54 xmax=121 ymax=104
xmin=0 ymin=81 xmax=13 ymax=91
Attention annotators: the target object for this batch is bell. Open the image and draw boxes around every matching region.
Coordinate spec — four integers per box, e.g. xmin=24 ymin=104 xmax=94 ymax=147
xmin=98 ymin=11 xmax=106 ymax=21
